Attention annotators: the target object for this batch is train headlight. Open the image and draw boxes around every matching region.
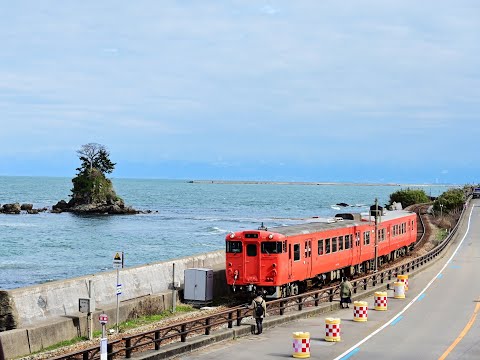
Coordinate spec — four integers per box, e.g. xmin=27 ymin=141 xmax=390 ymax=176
xmin=229 ymin=232 xmax=235 ymax=239
xmin=268 ymin=233 xmax=274 ymax=239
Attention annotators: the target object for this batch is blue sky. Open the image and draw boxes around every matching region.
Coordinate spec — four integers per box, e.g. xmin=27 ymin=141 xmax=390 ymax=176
xmin=1 ymin=1 xmax=479 ymax=184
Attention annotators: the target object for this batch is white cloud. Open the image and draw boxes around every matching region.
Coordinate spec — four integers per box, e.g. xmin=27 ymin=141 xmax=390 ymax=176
xmin=0 ymin=1 xmax=478 ymax=182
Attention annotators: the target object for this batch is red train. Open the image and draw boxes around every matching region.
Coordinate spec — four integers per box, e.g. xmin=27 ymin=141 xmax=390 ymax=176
xmin=225 ymin=208 xmax=417 ymax=298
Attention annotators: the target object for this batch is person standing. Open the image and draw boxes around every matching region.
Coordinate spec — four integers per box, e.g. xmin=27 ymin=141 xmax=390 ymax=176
xmin=340 ymin=277 xmax=353 ymax=308
xmin=247 ymin=291 xmax=267 ymax=334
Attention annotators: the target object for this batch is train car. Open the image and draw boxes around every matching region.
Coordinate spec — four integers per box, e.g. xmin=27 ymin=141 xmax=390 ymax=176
xmin=225 ymin=209 xmax=417 ymax=299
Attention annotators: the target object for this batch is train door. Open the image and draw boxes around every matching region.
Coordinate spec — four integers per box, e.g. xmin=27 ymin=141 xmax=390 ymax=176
xmin=304 ymin=239 xmax=312 ymax=278
xmin=353 ymin=230 xmax=361 ymax=265
xmin=244 ymin=242 xmax=260 ymax=282
xmin=288 ymin=243 xmax=293 ymax=279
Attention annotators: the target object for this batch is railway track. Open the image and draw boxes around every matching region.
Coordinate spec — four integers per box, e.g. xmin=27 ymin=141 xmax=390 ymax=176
xmin=37 ymin=204 xmax=447 ymax=360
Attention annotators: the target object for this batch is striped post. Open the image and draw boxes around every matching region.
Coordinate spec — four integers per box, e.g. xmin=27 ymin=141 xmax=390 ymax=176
xmin=353 ymin=301 xmax=368 ymax=322
xmin=397 ymin=274 xmax=409 ymax=291
xmin=292 ymin=332 xmax=310 ymax=358
xmin=324 ymin=318 xmax=341 ymax=342
xmin=374 ymin=292 xmax=388 ymax=311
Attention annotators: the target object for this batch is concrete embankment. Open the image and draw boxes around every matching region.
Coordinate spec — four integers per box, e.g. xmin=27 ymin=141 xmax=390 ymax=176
xmin=0 ymin=250 xmax=226 ymax=359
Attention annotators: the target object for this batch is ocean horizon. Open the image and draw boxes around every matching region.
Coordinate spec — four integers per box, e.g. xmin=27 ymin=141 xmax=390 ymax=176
xmin=0 ymin=176 xmax=456 ymax=290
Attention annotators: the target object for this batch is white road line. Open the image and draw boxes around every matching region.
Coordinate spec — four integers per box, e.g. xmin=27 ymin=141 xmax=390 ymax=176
xmin=335 ymin=206 xmax=474 ymax=360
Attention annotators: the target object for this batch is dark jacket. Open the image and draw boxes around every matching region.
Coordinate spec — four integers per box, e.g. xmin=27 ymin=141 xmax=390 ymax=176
xmin=248 ymin=295 xmax=267 ymax=319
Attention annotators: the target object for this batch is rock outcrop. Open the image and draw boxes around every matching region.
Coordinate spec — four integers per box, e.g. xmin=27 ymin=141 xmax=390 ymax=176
xmin=52 ymin=168 xmax=137 ymax=215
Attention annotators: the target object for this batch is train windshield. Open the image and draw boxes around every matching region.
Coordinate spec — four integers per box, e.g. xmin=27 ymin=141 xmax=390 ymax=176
xmin=261 ymin=242 xmax=282 ymax=254
xmin=226 ymin=241 xmax=243 ymax=253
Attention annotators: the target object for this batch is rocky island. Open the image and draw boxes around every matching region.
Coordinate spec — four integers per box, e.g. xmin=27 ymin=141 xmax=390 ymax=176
xmin=0 ymin=143 xmax=138 ymax=215
xmin=53 ymin=143 xmax=137 ymax=215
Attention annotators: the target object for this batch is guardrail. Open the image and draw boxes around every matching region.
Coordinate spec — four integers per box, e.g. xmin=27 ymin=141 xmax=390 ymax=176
xmin=52 ymin=201 xmax=466 ymax=360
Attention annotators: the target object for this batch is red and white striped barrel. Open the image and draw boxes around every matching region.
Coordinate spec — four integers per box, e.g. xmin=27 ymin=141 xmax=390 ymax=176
xmin=324 ymin=318 xmax=341 ymax=342
xmin=292 ymin=332 xmax=310 ymax=358
xmin=374 ymin=292 xmax=388 ymax=311
xmin=353 ymin=301 xmax=368 ymax=322
xmin=397 ymin=274 xmax=409 ymax=291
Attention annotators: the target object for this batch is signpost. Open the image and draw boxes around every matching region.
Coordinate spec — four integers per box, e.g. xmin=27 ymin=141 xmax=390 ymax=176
xmin=99 ymin=313 xmax=108 ymax=360
xmin=113 ymin=251 xmax=124 ymax=333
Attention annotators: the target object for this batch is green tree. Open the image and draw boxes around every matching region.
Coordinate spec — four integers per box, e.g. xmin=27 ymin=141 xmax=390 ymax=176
xmin=76 ymin=143 xmax=116 ymax=175
xmin=433 ymin=188 xmax=465 ymax=213
xmin=70 ymin=143 xmax=119 ymax=206
xmin=388 ymin=188 xmax=430 ymax=208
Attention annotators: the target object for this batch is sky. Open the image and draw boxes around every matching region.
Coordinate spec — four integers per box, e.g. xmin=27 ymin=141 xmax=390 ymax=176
xmin=1 ymin=1 xmax=479 ymax=184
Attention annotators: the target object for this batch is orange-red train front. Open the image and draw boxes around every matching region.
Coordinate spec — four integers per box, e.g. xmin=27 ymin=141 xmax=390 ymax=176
xmin=226 ymin=226 xmax=289 ymax=298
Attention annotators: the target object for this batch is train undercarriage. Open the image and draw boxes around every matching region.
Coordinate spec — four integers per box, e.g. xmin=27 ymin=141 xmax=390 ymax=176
xmin=234 ymin=245 xmax=413 ymax=299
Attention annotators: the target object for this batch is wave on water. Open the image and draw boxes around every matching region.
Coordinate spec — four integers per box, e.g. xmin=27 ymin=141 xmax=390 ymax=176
xmin=204 ymin=226 xmax=229 ymax=234
xmin=0 ymin=222 xmax=37 ymax=228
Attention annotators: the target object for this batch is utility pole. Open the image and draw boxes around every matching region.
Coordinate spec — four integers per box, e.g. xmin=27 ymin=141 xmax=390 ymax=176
xmin=172 ymin=263 xmax=177 ymax=313
xmin=374 ymin=198 xmax=379 ymax=272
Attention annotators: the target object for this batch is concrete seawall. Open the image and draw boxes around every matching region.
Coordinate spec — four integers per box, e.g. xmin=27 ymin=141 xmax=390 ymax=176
xmin=0 ymin=250 xmax=226 ymax=359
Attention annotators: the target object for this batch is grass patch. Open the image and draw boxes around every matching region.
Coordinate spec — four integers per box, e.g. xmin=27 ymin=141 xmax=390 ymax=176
xmin=117 ymin=304 xmax=196 ymax=332
xmin=26 ymin=336 xmax=89 ymax=355
xmin=435 ymin=228 xmax=449 ymax=244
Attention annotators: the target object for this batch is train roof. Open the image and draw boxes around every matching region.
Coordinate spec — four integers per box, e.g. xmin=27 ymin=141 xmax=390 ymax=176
xmin=268 ymin=209 xmax=415 ymax=237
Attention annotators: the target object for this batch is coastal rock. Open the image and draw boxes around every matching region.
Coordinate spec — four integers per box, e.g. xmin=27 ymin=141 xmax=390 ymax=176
xmin=2 ymin=203 xmax=21 ymax=214
xmin=52 ymin=200 xmax=69 ymax=212
xmin=66 ymin=201 xmax=138 ymax=215
xmin=20 ymin=203 xmax=33 ymax=211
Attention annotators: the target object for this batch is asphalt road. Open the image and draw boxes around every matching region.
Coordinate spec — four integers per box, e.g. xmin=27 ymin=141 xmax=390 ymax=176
xmin=180 ymin=201 xmax=480 ymax=360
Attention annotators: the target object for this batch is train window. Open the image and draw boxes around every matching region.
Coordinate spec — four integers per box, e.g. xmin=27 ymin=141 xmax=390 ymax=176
xmin=226 ymin=241 xmax=243 ymax=253
xmin=261 ymin=242 xmax=282 ymax=254
xmin=378 ymin=228 xmax=385 ymax=242
xmin=304 ymin=240 xmax=311 ymax=258
xmin=246 ymin=244 xmax=257 ymax=257
xmin=318 ymin=239 xmax=324 ymax=255
xmin=338 ymin=236 xmax=344 ymax=251
xmin=332 ymin=237 xmax=337 ymax=252
xmin=283 ymin=241 xmax=287 ymax=253
xmin=355 ymin=232 xmax=360 ymax=246
xmin=364 ymin=231 xmax=370 ymax=245
xmin=345 ymin=235 xmax=351 ymax=249
xmin=325 ymin=238 xmax=331 ymax=254
xmin=293 ymin=244 xmax=300 ymax=261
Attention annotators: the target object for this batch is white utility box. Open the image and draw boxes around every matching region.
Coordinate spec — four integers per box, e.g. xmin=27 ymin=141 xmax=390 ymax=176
xmin=184 ymin=268 xmax=214 ymax=302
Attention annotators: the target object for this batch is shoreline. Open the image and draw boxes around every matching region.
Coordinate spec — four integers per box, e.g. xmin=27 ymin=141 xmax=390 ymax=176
xmin=189 ymin=180 xmax=454 ymax=187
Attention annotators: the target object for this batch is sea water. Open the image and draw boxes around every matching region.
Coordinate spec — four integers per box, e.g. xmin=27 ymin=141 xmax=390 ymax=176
xmin=0 ymin=176 xmax=452 ymax=289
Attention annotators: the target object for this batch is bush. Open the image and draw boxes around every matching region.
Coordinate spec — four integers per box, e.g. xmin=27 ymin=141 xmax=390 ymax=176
xmin=388 ymin=188 xmax=430 ymax=208
xmin=433 ymin=188 xmax=465 ymax=213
